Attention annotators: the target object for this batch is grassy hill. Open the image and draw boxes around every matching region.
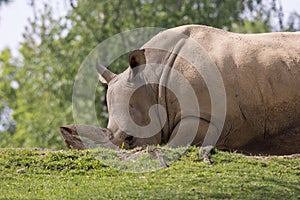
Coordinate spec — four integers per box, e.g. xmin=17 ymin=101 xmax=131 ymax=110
xmin=0 ymin=147 xmax=299 ymax=199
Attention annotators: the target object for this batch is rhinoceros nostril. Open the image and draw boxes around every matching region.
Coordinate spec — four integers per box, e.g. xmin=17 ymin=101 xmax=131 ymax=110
xmin=125 ymin=136 xmax=134 ymax=143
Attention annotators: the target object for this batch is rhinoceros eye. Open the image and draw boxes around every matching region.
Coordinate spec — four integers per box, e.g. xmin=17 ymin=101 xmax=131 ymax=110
xmin=129 ymin=104 xmax=135 ymax=113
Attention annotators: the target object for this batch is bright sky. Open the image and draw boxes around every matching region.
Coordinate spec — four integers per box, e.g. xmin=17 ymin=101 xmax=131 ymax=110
xmin=0 ymin=0 xmax=70 ymax=55
xmin=0 ymin=0 xmax=299 ymax=54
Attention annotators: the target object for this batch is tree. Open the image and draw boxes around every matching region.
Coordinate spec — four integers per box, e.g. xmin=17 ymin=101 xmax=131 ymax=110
xmin=0 ymin=0 xmax=12 ymax=6
xmin=0 ymin=0 xmax=288 ymax=148
xmin=0 ymin=49 xmax=17 ymax=147
xmin=286 ymin=12 xmax=300 ymax=31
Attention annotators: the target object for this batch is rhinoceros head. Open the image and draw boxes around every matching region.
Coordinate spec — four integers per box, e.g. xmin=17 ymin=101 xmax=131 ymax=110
xmin=97 ymin=49 xmax=162 ymax=149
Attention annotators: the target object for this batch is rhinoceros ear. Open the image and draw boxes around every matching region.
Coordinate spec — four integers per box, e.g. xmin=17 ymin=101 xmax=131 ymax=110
xmin=128 ymin=49 xmax=146 ymax=77
xmin=129 ymin=49 xmax=146 ymax=68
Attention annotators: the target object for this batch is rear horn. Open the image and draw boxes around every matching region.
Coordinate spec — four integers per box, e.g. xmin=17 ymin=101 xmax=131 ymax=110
xmin=96 ymin=60 xmax=116 ymax=84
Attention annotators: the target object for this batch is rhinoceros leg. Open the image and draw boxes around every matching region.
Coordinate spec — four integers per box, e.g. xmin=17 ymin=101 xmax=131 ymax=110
xmin=60 ymin=124 xmax=117 ymax=150
xmin=167 ymin=118 xmax=219 ymax=163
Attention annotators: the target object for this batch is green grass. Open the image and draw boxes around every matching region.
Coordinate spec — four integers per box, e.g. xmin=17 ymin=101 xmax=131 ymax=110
xmin=0 ymin=147 xmax=299 ymax=199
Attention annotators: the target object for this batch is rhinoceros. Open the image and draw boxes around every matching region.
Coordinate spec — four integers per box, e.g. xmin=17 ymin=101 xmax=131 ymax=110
xmin=61 ymin=25 xmax=300 ymax=156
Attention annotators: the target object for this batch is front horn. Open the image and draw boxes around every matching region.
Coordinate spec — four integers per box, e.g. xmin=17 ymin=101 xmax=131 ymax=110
xmin=96 ymin=60 xmax=116 ymax=84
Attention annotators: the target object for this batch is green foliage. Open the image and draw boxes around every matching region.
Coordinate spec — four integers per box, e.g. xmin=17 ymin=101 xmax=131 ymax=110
xmin=0 ymin=0 xmax=288 ymax=148
xmin=0 ymin=148 xmax=299 ymax=199
xmin=0 ymin=49 xmax=17 ymax=146
xmin=0 ymin=49 xmax=16 ymax=106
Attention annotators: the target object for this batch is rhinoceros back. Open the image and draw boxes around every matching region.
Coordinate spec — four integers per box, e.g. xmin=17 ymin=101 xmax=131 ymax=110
xmin=147 ymin=25 xmax=300 ymax=145
xmin=177 ymin=25 xmax=300 ymax=140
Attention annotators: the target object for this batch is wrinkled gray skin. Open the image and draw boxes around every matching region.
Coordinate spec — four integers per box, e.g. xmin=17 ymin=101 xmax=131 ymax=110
xmin=82 ymin=25 xmax=300 ymax=155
